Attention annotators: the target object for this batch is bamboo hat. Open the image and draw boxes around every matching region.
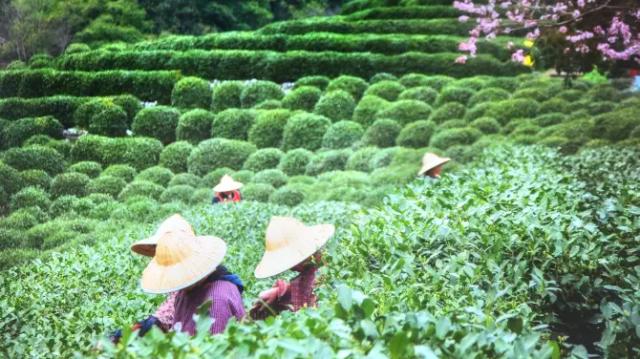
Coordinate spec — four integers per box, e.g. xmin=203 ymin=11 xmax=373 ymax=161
xmin=254 ymin=216 xmax=335 ymax=279
xmin=131 ymin=214 xmax=194 ymax=257
xmin=213 ymin=175 xmax=243 ymax=193
xmin=140 ymin=230 xmax=227 ymax=294
xmin=417 ymin=152 xmax=451 ymax=176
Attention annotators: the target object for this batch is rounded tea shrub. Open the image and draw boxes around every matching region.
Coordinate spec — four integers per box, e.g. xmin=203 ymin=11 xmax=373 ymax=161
xmin=429 ymin=102 xmax=466 ymax=124
xmin=282 ymin=86 xmax=322 ymax=112
xmin=10 ymin=187 xmax=51 ymax=211
xmin=513 ymin=88 xmax=552 ymax=102
xmin=87 ymin=175 xmax=127 ymax=198
xmin=486 ymin=99 xmax=540 ymax=125
xmin=453 ymin=77 xmax=486 ymax=91
xmin=534 ymin=113 xmax=567 ymax=127
xmin=211 ymin=81 xmax=244 ymax=113
xmin=269 ymin=186 xmax=304 ymax=206
xmin=112 ymin=95 xmax=142 ymax=122
xmin=160 ymin=185 xmax=195 ymax=204
xmin=253 ymin=100 xmax=281 ymax=110
xmin=202 ymin=167 xmax=234 ymax=188
xmin=248 ymin=109 xmax=292 ymax=148
xmin=3 ymin=116 xmax=64 ymax=148
xmin=243 ymin=148 xmax=284 ymax=172
xmin=436 ymin=86 xmax=475 ymax=106
xmin=464 ymin=102 xmax=493 ymax=122
xmin=20 ymin=169 xmax=51 ymax=190
xmin=396 ymin=120 xmax=436 ymax=148
xmin=282 ymin=113 xmax=331 ymax=151
xmin=50 ymin=172 xmax=90 ymax=198
xmin=362 ymin=119 xmax=401 ymax=148
xmin=353 ymin=95 xmax=390 ymax=127
xmin=171 ymin=77 xmax=212 ymax=109
xmin=212 ymin=109 xmax=256 ymax=140
xmin=176 ymin=109 xmax=215 ymax=144
xmin=399 ymin=73 xmax=430 ymax=88
xmin=346 ymin=147 xmax=379 ymax=172
xmin=326 ymin=75 xmax=369 ymax=100
xmin=363 ymin=81 xmax=406 ymax=101
xmin=370 ymin=72 xmax=398 ymax=84
xmin=159 ymin=141 xmax=194 ymax=173
xmin=322 ymin=121 xmax=364 ymax=149
xmin=118 ymin=180 xmax=165 ymax=201
xmin=294 ymin=76 xmax=330 ymax=90
xmin=591 ymin=109 xmax=640 ymax=142
xmin=252 ymin=169 xmax=288 ymax=188
xmin=422 ymin=75 xmax=455 ymax=91
xmin=102 ymin=164 xmax=137 ymax=183
xmin=485 ymin=77 xmax=519 ymax=92
xmin=189 ymin=188 xmax=213 ymax=205
xmin=430 ymin=127 xmax=482 ymax=150
xmin=89 ymin=105 xmax=128 ymax=137
xmin=2 ymin=145 xmax=66 ymax=175
xmin=240 ymin=81 xmax=284 ymax=108
xmin=168 ymin=173 xmax=202 ymax=188
xmin=188 ymin=138 xmax=257 ymax=175
xmin=305 ymin=149 xmax=352 ymax=176
xmin=242 ymin=183 xmax=275 ymax=202
xmin=398 ymin=86 xmax=439 ymax=105
xmin=538 ymin=98 xmax=570 ymax=115
xmin=67 ymin=161 xmax=103 ymax=179
xmin=22 ymin=135 xmax=53 ymax=146
xmin=467 ymin=88 xmax=510 ymax=107
xmin=586 ymin=101 xmax=616 ymax=116
xmin=470 ymin=117 xmax=501 ymax=134
xmin=132 ymin=106 xmax=180 ymax=144
xmin=232 ymin=169 xmax=254 ymax=183
xmin=314 ymin=90 xmax=356 ymax=122
xmin=440 ymin=119 xmax=468 ymax=129
xmin=1 ymin=162 xmax=25 ymax=197
xmin=135 ymin=166 xmax=174 ymax=187
xmin=376 ymin=100 xmax=432 ymax=126
xmin=279 ymin=148 xmax=314 ymax=176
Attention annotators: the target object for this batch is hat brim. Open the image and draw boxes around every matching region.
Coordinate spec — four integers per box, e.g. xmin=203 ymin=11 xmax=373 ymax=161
xmin=141 ymin=236 xmax=227 ymax=294
xmin=254 ymin=224 xmax=334 ymax=279
xmin=131 ymin=236 xmax=158 ymax=257
xmin=213 ymin=182 xmax=243 ymax=192
xmin=418 ymin=157 xmax=450 ymax=175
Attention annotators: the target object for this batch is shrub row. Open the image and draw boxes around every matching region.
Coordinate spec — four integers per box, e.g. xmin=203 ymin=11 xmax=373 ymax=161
xmin=340 ymin=0 xmax=454 ymax=14
xmin=0 ymin=70 xmax=180 ymax=104
xmin=346 ymin=6 xmax=460 ymax=20
xmin=57 ymin=50 xmax=526 ymax=81
xmin=71 ymin=135 xmax=163 ymax=170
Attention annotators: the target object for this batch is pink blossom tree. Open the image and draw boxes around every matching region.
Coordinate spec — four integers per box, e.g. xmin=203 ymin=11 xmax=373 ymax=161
xmin=453 ymin=0 xmax=640 ymax=77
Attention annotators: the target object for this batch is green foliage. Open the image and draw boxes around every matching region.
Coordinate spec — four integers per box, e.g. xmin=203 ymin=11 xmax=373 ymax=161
xmin=362 ymin=118 xmax=401 ymax=147
xmin=430 ymin=127 xmax=482 ymax=150
xmin=176 ymin=109 xmax=215 ymax=144
xmin=65 ymin=43 xmax=91 ymax=54
xmin=135 ymin=166 xmax=174 ymax=187
xmin=370 ymin=72 xmax=398 ymax=83
xmin=71 ymin=135 xmax=163 ymax=170
xmin=399 ymin=73 xmax=432 ymax=88
xmin=202 ymin=168 xmax=234 ymax=188
xmin=2 ymin=116 xmax=64 ymax=149
xmin=188 ymin=138 xmax=257 ymax=176
xmin=467 ymin=88 xmax=510 ymax=107
xmin=252 ymin=169 xmax=288 ymax=188
xmin=376 ymin=100 xmax=432 ymax=126
xmin=211 ymin=82 xmax=244 ymax=113
xmin=353 ymin=95 xmax=390 ymax=127
xmin=68 ymin=161 xmax=103 ymax=179
xmin=436 ymin=86 xmax=475 ymax=106
xmin=160 ymin=185 xmax=195 ymax=204
xmin=306 ymin=149 xmax=352 ymax=176
xmin=429 ymin=102 xmax=466 ymax=124
xmin=464 ymin=102 xmax=493 ymax=122
xmin=396 ymin=120 xmax=436 ymax=148
xmin=486 ymin=99 xmax=540 ymax=125
xmin=440 ymin=119 xmax=468 ymax=129
xmin=363 ymin=80 xmax=405 ymax=101
xmin=159 ymin=141 xmax=194 ymax=173
xmin=248 ymin=109 xmax=292 ymax=148
xmin=322 ymin=121 xmax=364 ymax=149
xmin=243 ymin=148 xmax=284 ymax=172
xmin=168 ymin=173 xmax=202 ymax=188
xmin=50 ymin=172 xmax=90 ymax=198
xmin=591 ymin=109 xmax=640 ymax=142
xmin=241 ymin=183 xmax=275 ymax=202
xmin=279 ymin=148 xmax=314 ymax=176
xmin=346 ymin=147 xmax=379 ymax=172
xmin=269 ymin=186 xmax=304 ymax=206
xmin=2 ymin=145 xmax=66 ymax=175
xmin=294 ymin=76 xmax=330 ymax=90
xmin=20 ymin=170 xmax=51 ymax=190
xmin=535 ymin=113 xmax=567 ymax=127
xmin=314 ymin=90 xmax=356 ymax=122
xmin=89 ymin=105 xmax=129 ymax=137
xmin=231 ymin=170 xmax=254 ymax=184
xmin=326 ymin=76 xmax=369 ymax=101
xmin=398 ymin=86 xmax=438 ymax=105
xmin=10 ymin=187 xmax=51 ymax=211
xmin=241 ymin=81 xmax=284 ymax=108
xmin=132 ymin=106 xmax=180 ymax=144
xmin=171 ymin=77 xmax=212 ymax=109
xmin=102 ymin=164 xmax=137 ymax=183
xmin=282 ymin=113 xmax=331 ymax=151
xmin=212 ymin=109 xmax=256 ymax=141
xmin=538 ymin=98 xmax=569 ymax=115
xmin=87 ymin=175 xmax=128 ymax=198
xmin=470 ymin=117 xmax=501 ymax=134
xmin=118 ymin=180 xmax=164 ymax=201
xmin=282 ymin=86 xmax=322 ymax=112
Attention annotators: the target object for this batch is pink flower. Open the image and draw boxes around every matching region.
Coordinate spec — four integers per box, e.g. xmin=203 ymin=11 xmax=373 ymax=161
xmin=455 ymin=55 xmax=468 ymax=64
xmin=511 ymin=49 xmax=525 ymax=63
xmin=558 ymin=26 xmax=568 ymax=34
xmin=459 ymin=15 xmax=470 ymax=22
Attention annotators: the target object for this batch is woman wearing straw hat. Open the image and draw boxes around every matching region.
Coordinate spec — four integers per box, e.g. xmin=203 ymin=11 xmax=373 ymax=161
xmin=212 ymin=175 xmax=243 ymax=205
xmin=249 ymin=216 xmax=335 ymax=320
xmin=418 ymin=152 xmax=450 ymax=178
xmin=131 ymin=215 xmax=245 ymax=336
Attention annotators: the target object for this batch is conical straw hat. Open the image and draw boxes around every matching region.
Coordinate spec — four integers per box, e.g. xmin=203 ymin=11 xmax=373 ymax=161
xmin=417 ymin=152 xmax=450 ymax=176
xmin=213 ymin=175 xmax=243 ymax=193
xmin=254 ymin=216 xmax=335 ymax=279
xmin=131 ymin=214 xmax=194 ymax=257
xmin=140 ymin=232 xmax=227 ymax=294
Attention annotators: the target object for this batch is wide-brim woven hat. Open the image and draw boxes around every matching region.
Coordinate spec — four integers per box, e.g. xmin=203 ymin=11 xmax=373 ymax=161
xmin=418 ymin=152 xmax=451 ymax=176
xmin=140 ymin=232 xmax=227 ymax=294
xmin=131 ymin=214 xmax=194 ymax=257
xmin=213 ymin=175 xmax=243 ymax=193
xmin=254 ymin=216 xmax=335 ymax=279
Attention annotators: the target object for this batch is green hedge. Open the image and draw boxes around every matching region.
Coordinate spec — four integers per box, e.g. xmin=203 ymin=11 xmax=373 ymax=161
xmin=67 ymin=161 xmax=103 ymax=178
xmin=50 ymin=172 xmax=90 ymax=198
xmin=282 ymin=86 xmax=322 ymax=112
xmin=169 ymin=173 xmax=202 ymax=188
xmin=71 ymin=135 xmax=163 ymax=170
xmin=159 ymin=141 xmax=194 ymax=173
xmin=87 ymin=175 xmax=127 ymax=198
xmin=279 ymin=148 xmax=314 ymax=176
xmin=0 ymin=69 xmax=180 ymax=103
xmin=160 ymin=185 xmax=195 ymax=204
xmin=591 ymin=109 xmax=640 ymax=142
xmin=0 ymin=96 xmax=82 ymax=127
xmin=240 ymin=81 xmax=284 ymax=108
xmin=212 ymin=109 xmax=256 ymax=141
xmin=398 ymin=86 xmax=438 ymax=105
xmin=486 ymin=99 xmax=540 ymax=125
xmin=429 ymin=102 xmax=466 ymax=124
xmin=118 ymin=180 xmax=165 ymax=201
xmin=102 ymin=164 xmax=137 ymax=182
xmin=269 ymin=186 xmax=305 ymax=206
xmin=132 ymin=106 xmax=181 ymax=145
xmin=188 ymin=138 xmax=257 ymax=176
xmin=1 ymin=145 xmax=66 ymax=175
xmin=362 ymin=118 xmax=401 ymax=147
xmin=176 ymin=109 xmax=215 ymax=144
xmin=322 ymin=121 xmax=364 ymax=149
xmin=20 ymin=169 xmax=51 ymax=190
xmin=436 ymin=86 xmax=475 ymax=106
xmin=252 ymin=169 xmax=289 ymax=188
xmin=430 ymin=127 xmax=482 ymax=150
xmin=294 ymin=76 xmax=330 ymax=90
xmin=241 ymin=183 xmax=275 ymax=202
xmin=363 ymin=81 xmax=406 ymax=101
xmin=467 ymin=88 xmax=510 ymax=107
xmin=376 ymin=100 xmax=432 ymax=126
xmin=282 ymin=113 xmax=332 ymax=151
xmin=243 ymin=148 xmax=284 ymax=172
xmin=211 ymin=82 xmax=244 ymax=113
xmin=2 ymin=116 xmax=64 ymax=149
xmin=171 ymin=77 xmax=212 ymax=110
xmin=345 ymin=147 xmax=379 ymax=172
xmin=10 ymin=187 xmax=51 ymax=211
xmin=396 ymin=120 xmax=436 ymax=148
xmin=136 ymin=166 xmax=174 ymax=187
xmin=56 ymin=50 xmax=526 ymax=82
xmin=353 ymin=95 xmax=390 ymax=127
xmin=305 ymin=149 xmax=352 ymax=176
xmin=314 ymin=90 xmax=356 ymax=122
xmin=248 ymin=109 xmax=292 ymax=148
xmin=346 ymin=5 xmax=459 ymax=20
xmin=470 ymin=117 xmax=501 ymax=134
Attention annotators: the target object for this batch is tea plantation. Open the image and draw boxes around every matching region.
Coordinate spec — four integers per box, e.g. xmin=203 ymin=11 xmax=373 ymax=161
xmin=0 ymin=0 xmax=639 ymax=357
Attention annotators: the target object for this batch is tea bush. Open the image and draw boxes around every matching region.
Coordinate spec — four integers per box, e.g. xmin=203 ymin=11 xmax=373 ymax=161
xmin=398 ymin=86 xmax=438 ymax=105
xmin=136 ymin=166 xmax=174 ymax=187
xmin=486 ymin=99 xmax=540 ymax=125
xmin=396 ymin=120 xmax=436 ymax=148
xmin=102 ymin=164 xmax=137 ymax=183
xmin=240 ymin=81 xmax=284 ymax=108
xmin=243 ymin=148 xmax=284 ymax=172
xmin=2 ymin=116 xmax=64 ymax=149
xmin=294 ymin=76 xmax=330 ymax=90
xmin=363 ymin=80 xmax=405 ymax=101
xmin=362 ymin=118 xmax=401 ymax=147
xmin=322 ymin=121 xmax=364 ymax=149
xmin=282 ymin=86 xmax=322 ymax=112
xmin=282 ymin=113 xmax=331 ymax=151
xmin=376 ymin=100 xmax=432 ymax=126
xmin=168 ymin=173 xmax=202 ymax=188
xmin=176 ymin=109 xmax=215 ymax=144
xmin=252 ymin=169 xmax=288 ymax=188
xmin=159 ymin=141 xmax=194 ymax=173
xmin=467 ymin=87 xmax=510 ymax=107
xmin=269 ymin=186 xmax=305 ymax=206
xmin=248 ymin=109 xmax=292 ymax=148
xmin=67 ymin=161 xmax=103 ymax=178
xmin=50 ymin=172 xmax=90 ymax=198
xmin=279 ymin=148 xmax=314 ymax=176
xmin=306 ymin=149 xmax=352 ymax=176
xmin=326 ymin=75 xmax=369 ymax=100
xmin=435 ymin=86 xmax=475 ymax=106
xmin=87 ymin=175 xmax=128 ymax=198
xmin=20 ymin=169 xmax=51 ymax=190
xmin=241 ymin=183 xmax=275 ymax=202
xmin=345 ymin=147 xmax=378 ymax=172
xmin=171 ymin=77 xmax=211 ymax=110
xmin=314 ymin=90 xmax=356 ymax=122
xmin=160 ymin=185 xmax=195 ymax=204
xmin=118 ymin=180 xmax=165 ymax=201
xmin=212 ymin=109 xmax=256 ymax=141
xmin=430 ymin=127 xmax=482 ymax=150
xmin=470 ymin=116 xmax=501 ymax=134
xmin=2 ymin=145 xmax=66 ymax=175
xmin=10 ymin=187 xmax=51 ymax=211
xmin=202 ymin=168 xmax=234 ymax=188
xmin=188 ymin=138 xmax=256 ymax=175
xmin=132 ymin=106 xmax=181 ymax=145
xmin=429 ymin=102 xmax=466 ymax=124
xmin=352 ymin=95 xmax=390 ymax=127
xmin=211 ymin=81 xmax=244 ymax=113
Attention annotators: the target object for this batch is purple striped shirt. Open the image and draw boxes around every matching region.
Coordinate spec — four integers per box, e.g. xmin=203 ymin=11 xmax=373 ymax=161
xmin=170 ymin=280 xmax=245 ymax=335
